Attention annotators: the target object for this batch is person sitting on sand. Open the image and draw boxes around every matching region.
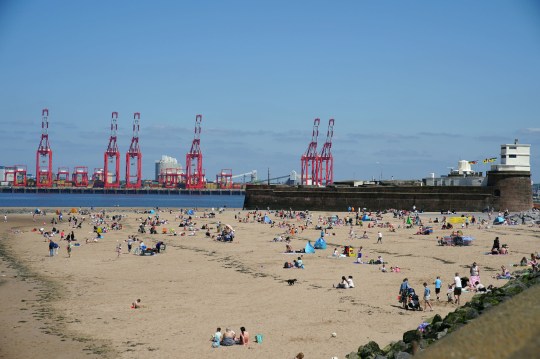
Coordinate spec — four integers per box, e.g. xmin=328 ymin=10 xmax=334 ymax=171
xmin=211 ymin=327 xmax=222 ymax=348
xmin=236 ymin=326 xmax=249 ymax=345
xmin=131 ymin=299 xmax=141 ymax=309
xmin=347 ymin=275 xmax=355 ymax=288
xmin=295 ymin=257 xmax=304 ymax=269
xmin=334 ymin=276 xmax=350 ymax=289
xmin=491 ymin=237 xmax=501 ymax=254
xmin=494 ymin=265 xmax=512 ymax=279
xmin=375 ymin=255 xmax=384 ymax=264
xmin=520 ymin=257 xmax=528 ymax=266
xmin=529 ymin=254 xmax=539 ymax=271
xmin=333 ymin=247 xmax=339 ymax=257
xmin=361 ymin=231 xmax=369 ymax=239
xmin=475 ymin=281 xmax=487 ymax=293
xmin=499 ymin=244 xmax=508 ymax=255
xmin=221 ymin=328 xmax=236 ymax=346
xmin=285 ymin=244 xmax=293 ymax=253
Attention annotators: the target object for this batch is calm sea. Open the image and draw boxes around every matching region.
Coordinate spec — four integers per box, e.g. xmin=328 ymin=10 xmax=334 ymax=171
xmin=0 ymin=193 xmax=245 ymax=209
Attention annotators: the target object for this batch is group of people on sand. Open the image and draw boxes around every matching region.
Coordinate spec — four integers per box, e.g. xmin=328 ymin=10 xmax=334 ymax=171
xmin=490 ymin=237 xmax=509 ymax=255
xmin=334 ymin=275 xmax=354 ymax=289
xmin=211 ymin=327 xmax=250 ymax=347
xmin=284 ymin=256 xmax=305 ymax=269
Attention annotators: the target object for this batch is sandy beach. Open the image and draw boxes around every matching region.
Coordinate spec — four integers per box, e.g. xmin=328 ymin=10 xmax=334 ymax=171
xmin=0 ymin=208 xmax=538 ymax=359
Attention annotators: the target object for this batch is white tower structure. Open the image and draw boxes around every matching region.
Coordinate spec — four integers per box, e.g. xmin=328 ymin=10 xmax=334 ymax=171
xmin=491 ymin=139 xmax=531 ymax=172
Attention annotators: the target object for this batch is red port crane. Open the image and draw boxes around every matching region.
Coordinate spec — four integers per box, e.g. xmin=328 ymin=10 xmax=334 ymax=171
xmin=216 ymin=169 xmax=233 ymax=189
xmin=72 ymin=166 xmax=89 ymax=187
xmin=36 ymin=109 xmax=53 ymax=187
xmin=56 ymin=167 xmax=70 ymax=181
xmin=161 ymin=168 xmax=183 ymax=188
xmin=185 ymin=114 xmax=205 ymax=189
xmin=125 ymin=112 xmax=142 ymax=188
xmin=93 ymin=168 xmax=104 ymax=182
xmin=104 ymin=112 xmax=120 ymax=188
xmin=5 ymin=165 xmax=27 ymax=187
xmin=300 ymin=118 xmax=320 ymax=185
xmin=317 ymin=119 xmax=334 ymax=186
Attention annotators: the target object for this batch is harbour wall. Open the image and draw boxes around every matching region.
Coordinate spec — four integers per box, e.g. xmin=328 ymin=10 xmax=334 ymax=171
xmin=244 ymin=171 xmax=533 ymax=212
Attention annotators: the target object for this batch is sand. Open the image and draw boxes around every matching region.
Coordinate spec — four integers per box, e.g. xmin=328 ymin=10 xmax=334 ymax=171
xmin=0 ymin=208 xmax=538 ymax=359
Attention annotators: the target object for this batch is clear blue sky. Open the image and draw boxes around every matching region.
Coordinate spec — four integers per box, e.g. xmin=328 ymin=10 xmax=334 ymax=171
xmin=1 ymin=0 xmax=539 ymax=182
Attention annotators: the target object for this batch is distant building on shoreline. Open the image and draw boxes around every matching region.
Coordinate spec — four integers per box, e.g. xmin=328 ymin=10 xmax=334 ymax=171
xmin=154 ymin=155 xmax=182 ymax=181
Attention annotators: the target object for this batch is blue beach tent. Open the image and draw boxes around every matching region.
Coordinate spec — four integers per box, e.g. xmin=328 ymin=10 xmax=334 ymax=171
xmin=187 ymin=209 xmax=195 ymax=215
xmin=493 ymin=217 xmax=505 ymax=225
xmin=361 ymin=214 xmax=370 ymax=221
xmin=305 ymin=241 xmax=316 ymax=254
xmin=263 ymin=215 xmax=272 ymax=224
xmin=314 ymin=237 xmax=327 ymax=249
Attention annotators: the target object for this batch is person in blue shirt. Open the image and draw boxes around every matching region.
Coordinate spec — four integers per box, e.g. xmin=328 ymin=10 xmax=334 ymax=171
xmin=423 ymin=282 xmax=434 ymax=311
xmin=434 ymin=276 xmax=442 ymax=301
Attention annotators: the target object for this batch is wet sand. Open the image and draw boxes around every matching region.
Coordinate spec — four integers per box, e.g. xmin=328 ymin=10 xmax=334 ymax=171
xmin=0 ymin=208 xmax=538 ymax=358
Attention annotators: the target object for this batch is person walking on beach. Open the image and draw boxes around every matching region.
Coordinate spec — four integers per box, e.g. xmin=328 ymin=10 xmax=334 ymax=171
xmin=67 ymin=240 xmax=72 ymax=258
xmin=423 ymin=282 xmax=434 ymax=311
xmin=3 ymin=215 xmax=7 ymax=222
xmin=48 ymin=240 xmax=55 ymax=257
xmin=399 ymin=278 xmax=410 ymax=309
xmin=452 ymin=273 xmax=462 ymax=305
xmin=377 ymin=231 xmax=383 ymax=244
xmin=434 ymin=276 xmax=442 ymax=301
xmin=116 ymin=242 xmax=122 ymax=258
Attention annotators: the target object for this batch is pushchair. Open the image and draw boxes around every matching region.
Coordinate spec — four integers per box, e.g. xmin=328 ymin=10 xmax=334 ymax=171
xmin=408 ymin=293 xmax=421 ymax=311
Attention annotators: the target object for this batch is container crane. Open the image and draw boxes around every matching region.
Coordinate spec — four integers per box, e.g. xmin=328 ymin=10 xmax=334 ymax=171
xmin=104 ymin=112 xmax=120 ymax=188
xmin=36 ymin=108 xmax=53 ymax=187
xmin=4 ymin=165 xmax=27 ymax=187
xmin=216 ymin=169 xmax=233 ymax=189
xmin=300 ymin=118 xmax=320 ymax=185
xmin=125 ymin=112 xmax=142 ymax=188
xmin=317 ymin=119 xmax=334 ymax=186
xmin=72 ymin=166 xmax=89 ymax=187
xmin=56 ymin=167 xmax=70 ymax=181
xmin=185 ymin=114 xmax=205 ymax=189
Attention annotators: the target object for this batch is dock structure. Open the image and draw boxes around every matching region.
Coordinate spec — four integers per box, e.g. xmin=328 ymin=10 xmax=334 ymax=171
xmin=0 ymin=187 xmax=245 ymax=196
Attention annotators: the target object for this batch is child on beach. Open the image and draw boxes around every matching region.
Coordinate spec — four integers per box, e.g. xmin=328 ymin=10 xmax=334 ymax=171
xmin=423 ymin=282 xmax=434 ymax=311
xmin=446 ymin=285 xmax=453 ymax=303
xmin=211 ymin=327 xmax=222 ymax=348
xmin=66 ymin=240 xmax=72 ymax=258
xmin=131 ymin=299 xmax=141 ymax=309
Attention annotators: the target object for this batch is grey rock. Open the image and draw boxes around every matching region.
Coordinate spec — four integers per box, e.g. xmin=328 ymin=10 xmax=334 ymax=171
xmin=437 ymin=328 xmax=448 ymax=340
xmin=394 ymin=352 xmax=412 ymax=359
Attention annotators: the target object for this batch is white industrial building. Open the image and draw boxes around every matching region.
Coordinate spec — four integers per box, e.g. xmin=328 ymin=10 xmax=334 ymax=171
xmin=154 ymin=155 xmax=183 ymax=181
xmin=423 ymin=140 xmax=531 ymax=187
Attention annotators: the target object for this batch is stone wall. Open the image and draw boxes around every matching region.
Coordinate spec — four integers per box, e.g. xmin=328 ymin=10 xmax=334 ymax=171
xmin=244 ymin=185 xmax=496 ymax=212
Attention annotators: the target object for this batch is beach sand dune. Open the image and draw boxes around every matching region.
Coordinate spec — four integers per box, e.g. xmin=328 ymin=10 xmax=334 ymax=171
xmin=1 ymin=209 xmax=538 ymax=358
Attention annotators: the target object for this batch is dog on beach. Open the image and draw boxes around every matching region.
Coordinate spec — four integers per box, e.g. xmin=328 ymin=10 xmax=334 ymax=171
xmin=286 ymin=279 xmax=298 ymax=286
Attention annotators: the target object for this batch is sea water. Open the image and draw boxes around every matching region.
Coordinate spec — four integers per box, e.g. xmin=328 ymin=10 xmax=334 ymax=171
xmin=0 ymin=193 xmax=245 ymax=209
